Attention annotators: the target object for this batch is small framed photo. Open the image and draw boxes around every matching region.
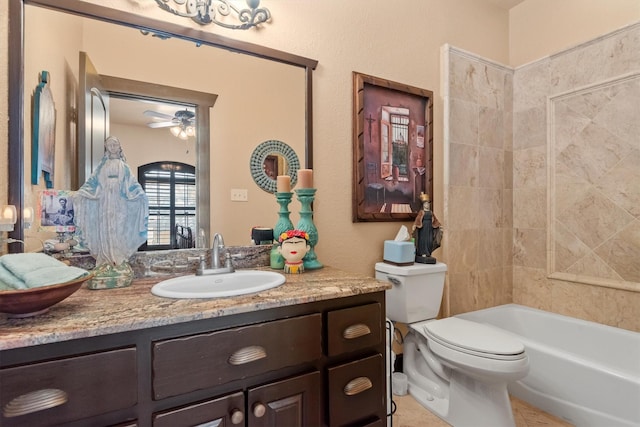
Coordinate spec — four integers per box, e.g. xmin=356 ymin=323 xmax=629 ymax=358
xmin=40 ymin=190 xmax=76 ymax=232
xmin=352 ymin=72 xmax=434 ymax=222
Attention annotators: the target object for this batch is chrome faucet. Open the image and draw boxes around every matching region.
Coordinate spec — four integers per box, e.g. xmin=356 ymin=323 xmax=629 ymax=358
xmin=196 ymin=232 xmax=235 ymax=276
xmin=212 ymin=233 xmax=225 ymax=269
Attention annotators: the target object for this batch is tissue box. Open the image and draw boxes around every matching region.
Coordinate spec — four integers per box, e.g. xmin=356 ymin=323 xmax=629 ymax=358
xmin=383 ymin=241 xmax=415 ymax=265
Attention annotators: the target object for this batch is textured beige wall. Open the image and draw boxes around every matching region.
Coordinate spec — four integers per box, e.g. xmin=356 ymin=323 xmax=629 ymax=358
xmin=509 ymin=0 xmax=640 ymax=67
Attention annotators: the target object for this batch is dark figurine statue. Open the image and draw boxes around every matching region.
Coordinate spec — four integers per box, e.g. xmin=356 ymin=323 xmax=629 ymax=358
xmin=412 ymin=192 xmax=443 ymax=264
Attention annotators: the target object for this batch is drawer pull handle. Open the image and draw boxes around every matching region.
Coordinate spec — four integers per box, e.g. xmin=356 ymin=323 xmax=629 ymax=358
xmin=343 ymin=323 xmax=371 ymax=339
xmin=343 ymin=376 xmax=373 ymax=396
xmin=228 ymin=345 xmax=267 ymax=365
xmin=3 ymin=388 xmax=68 ymax=417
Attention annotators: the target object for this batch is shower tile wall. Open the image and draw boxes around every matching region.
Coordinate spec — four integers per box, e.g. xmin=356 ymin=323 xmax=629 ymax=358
xmin=512 ymin=23 xmax=640 ymax=332
xmin=443 ymin=47 xmax=514 ymax=316
xmin=444 ymin=22 xmax=640 ymax=332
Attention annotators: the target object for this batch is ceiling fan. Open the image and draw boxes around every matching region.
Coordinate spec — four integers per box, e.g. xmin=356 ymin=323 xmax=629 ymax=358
xmin=144 ymin=109 xmax=196 ymax=140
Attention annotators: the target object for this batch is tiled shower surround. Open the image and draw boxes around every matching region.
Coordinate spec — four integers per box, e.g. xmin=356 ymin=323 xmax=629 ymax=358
xmin=443 ymin=22 xmax=640 ymax=332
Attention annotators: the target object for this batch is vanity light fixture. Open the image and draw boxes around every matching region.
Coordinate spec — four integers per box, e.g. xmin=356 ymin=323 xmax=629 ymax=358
xmin=155 ymin=0 xmax=271 ymax=30
xmin=0 ymin=205 xmax=17 ymax=232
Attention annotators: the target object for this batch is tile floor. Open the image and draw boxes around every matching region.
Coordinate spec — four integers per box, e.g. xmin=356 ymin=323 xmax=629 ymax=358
xmin=390 ymin=393 xmax=573 ymax=427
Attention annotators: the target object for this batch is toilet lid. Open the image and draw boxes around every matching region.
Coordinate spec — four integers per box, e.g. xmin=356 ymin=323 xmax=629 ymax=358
xmin=421 ymin=317 xmax=525 ymax=359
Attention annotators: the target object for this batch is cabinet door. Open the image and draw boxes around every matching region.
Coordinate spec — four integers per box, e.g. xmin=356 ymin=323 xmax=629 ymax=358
xmin=247 ymin=371 xmax=321 ymax=427
xmin=154 ymin=392 xmax=244 ymax=427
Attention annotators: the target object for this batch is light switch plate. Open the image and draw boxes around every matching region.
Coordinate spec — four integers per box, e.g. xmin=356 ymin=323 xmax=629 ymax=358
xmin=230 ymin=189 xmax=248 ymax=201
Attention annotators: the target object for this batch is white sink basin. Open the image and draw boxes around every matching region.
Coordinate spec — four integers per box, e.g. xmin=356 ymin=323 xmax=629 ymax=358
xmin=151 ymin=270 xmax=286 ymax=299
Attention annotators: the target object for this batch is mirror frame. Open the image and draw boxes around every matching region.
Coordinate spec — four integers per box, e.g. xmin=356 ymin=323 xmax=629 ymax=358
xmin=250 ymin=140 xmax=300 ymax=193
xmin=8 ymin=0 xmax=318 ymax=251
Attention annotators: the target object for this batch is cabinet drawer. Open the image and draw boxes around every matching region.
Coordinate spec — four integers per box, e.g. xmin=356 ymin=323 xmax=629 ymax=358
xmin=153 ymin=313 xmax=322 ymax=399
xmin=327 ymin=303 xmax=382 ymax=356
xmin=0 ymin=348 xmax=137 ymax=427
xmin=327 ymin=354 xmax=384 ymax=427
xmin=154 ymin=391 xmax=244 ymax=427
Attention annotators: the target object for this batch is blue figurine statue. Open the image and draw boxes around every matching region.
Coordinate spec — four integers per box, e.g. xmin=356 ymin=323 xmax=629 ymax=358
xmin=74 ymin=136 xmax=148 ymax=288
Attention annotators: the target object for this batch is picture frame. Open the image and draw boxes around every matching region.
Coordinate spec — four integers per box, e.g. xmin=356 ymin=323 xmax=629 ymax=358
xmin=352 ymin=72 xmax=433 ymax=222
xmin=40 ymin=189 xmax=76 ymax=232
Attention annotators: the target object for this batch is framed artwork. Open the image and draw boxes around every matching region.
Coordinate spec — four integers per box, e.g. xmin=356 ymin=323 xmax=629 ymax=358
xmin=40 ymin=189 xmax=76 ymax=232
xmin=352 ymin=72 xmax=433 ymax=222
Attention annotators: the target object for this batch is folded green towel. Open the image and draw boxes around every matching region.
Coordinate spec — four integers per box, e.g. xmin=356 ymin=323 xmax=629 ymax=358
xmin=0 ymin=253 xmax=89 ymax=290
xmin=23 ymin=266 xmax=89 ymax=288
xmin=0 ymin=264 xmax=28 ymax=290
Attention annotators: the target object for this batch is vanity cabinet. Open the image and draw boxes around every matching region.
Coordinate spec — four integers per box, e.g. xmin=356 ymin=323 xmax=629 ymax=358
xmin=0 ymin=292 xmax=386 ymax=427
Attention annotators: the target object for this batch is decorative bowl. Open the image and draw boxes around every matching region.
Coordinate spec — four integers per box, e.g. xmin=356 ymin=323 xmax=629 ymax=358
xmin=0 ymin=274 xmax=91 ymax=318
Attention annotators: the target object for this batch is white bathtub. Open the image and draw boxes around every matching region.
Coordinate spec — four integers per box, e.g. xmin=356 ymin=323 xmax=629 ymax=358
xmin=456 ymin=304 xmax=640 ymax=427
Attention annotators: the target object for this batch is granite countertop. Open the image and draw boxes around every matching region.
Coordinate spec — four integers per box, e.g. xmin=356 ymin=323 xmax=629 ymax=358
xmin=0 ymin=267 xmax=390 ymax=351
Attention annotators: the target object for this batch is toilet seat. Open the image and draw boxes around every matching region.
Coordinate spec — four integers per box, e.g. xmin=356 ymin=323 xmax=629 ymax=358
xmin=412 ymin=317 xmax=526 ymax=361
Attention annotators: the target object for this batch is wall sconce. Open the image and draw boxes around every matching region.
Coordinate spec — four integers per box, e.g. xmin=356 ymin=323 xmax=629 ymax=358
xmin=23 ymin=207 xmax=35 ymax=229
xmin=0 ymin=205 xmax=17 ymax=232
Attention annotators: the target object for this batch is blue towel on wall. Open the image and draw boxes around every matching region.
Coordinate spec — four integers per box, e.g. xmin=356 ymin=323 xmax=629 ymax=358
xmin=0 ymin=253 xmax=89 ymax=290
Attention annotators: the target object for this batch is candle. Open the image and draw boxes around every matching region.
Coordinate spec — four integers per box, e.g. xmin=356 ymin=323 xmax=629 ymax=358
xmin=297 ymin=169 xmax=313 ymax=189
xmin=276 ymin=175 xmax=291 ymax=192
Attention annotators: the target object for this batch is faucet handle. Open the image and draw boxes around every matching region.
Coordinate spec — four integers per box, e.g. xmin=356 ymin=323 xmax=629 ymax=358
xmin=196 ymin=254 xmax=207 ymax=275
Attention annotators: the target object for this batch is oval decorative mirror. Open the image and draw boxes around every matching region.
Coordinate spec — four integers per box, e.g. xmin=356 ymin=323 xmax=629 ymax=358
xmin=250 ymin=140 xmax=300 ymax=193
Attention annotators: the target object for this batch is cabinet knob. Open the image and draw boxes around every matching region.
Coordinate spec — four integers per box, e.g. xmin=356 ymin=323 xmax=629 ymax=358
xmin=3 ymin=388 xmax=68 ymax=417
xmin=230 ymin=408 xmax=244 ymax=425
xmin=253 ymin=402 xmax=267 ymax=418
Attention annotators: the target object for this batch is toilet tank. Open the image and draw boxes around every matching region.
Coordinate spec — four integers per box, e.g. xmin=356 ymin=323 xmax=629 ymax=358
xmin=376 ymin=262 xmax=447 ymax=324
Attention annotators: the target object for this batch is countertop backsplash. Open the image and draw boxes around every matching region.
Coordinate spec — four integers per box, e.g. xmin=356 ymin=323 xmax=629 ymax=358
xmin=128 ymin=245 xmax=272 ymax=278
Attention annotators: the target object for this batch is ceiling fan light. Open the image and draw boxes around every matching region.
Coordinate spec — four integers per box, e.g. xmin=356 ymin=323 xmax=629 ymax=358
xmin=186 ymin=126 xmax=196 ymax=136
xmin=170 ymin=126 xmax=181 ymax=137
xmin=178 ymin=129 xmax=188 ymax=140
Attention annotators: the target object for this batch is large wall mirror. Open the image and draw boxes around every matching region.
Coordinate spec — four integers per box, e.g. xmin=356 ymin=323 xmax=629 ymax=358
xmin=8 ymin=0 xmax=317 ymax=250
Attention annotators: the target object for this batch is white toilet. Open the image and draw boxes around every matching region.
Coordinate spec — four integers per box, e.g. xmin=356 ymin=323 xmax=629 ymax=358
xmin=376 ymin=262 xmax=529 ymax=427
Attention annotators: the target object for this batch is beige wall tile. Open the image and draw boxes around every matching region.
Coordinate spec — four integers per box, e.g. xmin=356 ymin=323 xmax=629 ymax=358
xmin=449 ymin=98 xmax=479 ymax=145
xmin=447 ymin=186 xmax=480 ymax=230
xmin=513 ymin=266 xmax=552 ymax=311
xmin=446 ymin=229 xmax=479 ymax=274
xmin=513 ymin=228 xmax=546 ymax=268
xmin=479 ymin=147 xmax=504 ymax=189
xmin=512 ymin=187 xmax=546 ymax=229
xmin=449 ymin=143 xmax=479 ymax=187
xmin=479 ymin=106 xmax=504 ymax=148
